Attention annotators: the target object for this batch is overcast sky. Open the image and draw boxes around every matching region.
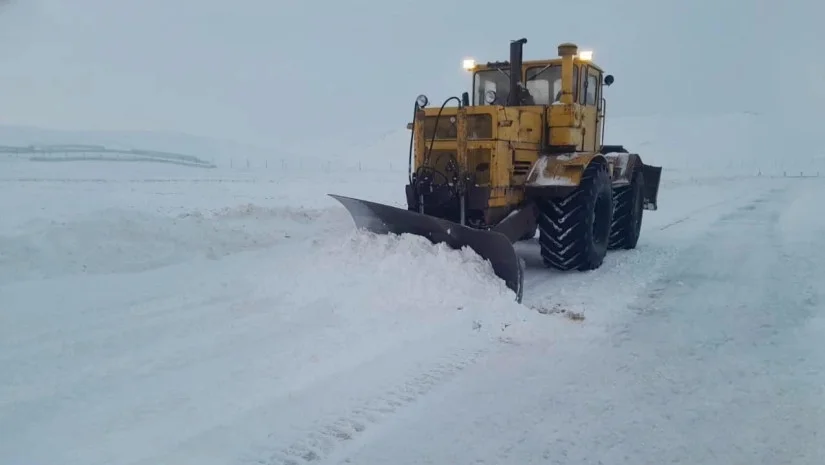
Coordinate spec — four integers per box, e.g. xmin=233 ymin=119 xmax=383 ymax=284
xmin=0 ymin=0 xmax=821 ymax=149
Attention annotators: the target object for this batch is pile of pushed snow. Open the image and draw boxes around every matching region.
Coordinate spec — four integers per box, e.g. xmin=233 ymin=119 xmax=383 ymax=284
xmin=305 ymin=230 xmax=519 ymax=310
xmin=245 ymin=227 xmax=539 ymax=393
xmin=276 ymin=229 xmax=530 ymax=331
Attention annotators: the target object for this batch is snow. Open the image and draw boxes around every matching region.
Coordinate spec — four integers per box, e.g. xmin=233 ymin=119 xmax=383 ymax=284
xmin=2 ymin=113 xmax=825 ymax=464
xmin=608 ymin=151 xmax=631 ymax=177
xmin=525 ymin=155 xmax=578 ymax=187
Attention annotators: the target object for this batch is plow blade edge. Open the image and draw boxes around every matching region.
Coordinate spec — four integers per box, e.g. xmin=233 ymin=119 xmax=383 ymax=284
xmin=328 ymin=194 xmax=524 ymax=303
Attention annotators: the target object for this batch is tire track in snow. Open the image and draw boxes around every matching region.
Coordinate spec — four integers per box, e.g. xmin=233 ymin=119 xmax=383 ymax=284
xmin=518 ymin=179 xmax=774 ymax=321
xmin=251 ymin=345 xmax=493 ymax=465
xmin=656 ymin=196 xmax=737 ymax=230
xmin=620 ymin=184 xmax=790 ymax=321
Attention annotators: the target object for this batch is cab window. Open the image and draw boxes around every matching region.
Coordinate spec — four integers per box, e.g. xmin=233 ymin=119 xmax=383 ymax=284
xmin=526 ymin=65 xmax=578 ymax=104
xmin=472 ymin=69 xmax=510 ymax=105
xmin=585 ymin=71 xmax=598 ymax=105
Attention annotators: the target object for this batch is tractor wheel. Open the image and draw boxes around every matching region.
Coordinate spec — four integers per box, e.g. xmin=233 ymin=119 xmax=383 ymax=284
xmin=538 ymin=160 xmax=613 ymax=271
xmin=608 ymin=168 xmax=645 ymax=250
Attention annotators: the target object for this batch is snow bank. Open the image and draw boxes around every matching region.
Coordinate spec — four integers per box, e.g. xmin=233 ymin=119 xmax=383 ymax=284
xmin=0 ymin=204 xmax=326 ymax=283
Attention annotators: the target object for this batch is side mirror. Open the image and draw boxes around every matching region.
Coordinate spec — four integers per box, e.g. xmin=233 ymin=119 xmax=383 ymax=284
xmin=461 ymin=92 xmax=470 ymax=107
xmin=604 ymin=74 xmax=614 ymax=86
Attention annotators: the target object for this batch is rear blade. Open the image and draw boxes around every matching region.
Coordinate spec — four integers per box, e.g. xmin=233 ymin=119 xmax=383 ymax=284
xmin=329 ymin=194 xmax=523 ymax=302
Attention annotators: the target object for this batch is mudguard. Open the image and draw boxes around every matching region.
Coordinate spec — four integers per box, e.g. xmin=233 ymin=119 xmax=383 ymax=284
xmin=329 ymin=194 xmax=524 ymax=303
xmin=641 ymin=163 xmax=662 ymax=211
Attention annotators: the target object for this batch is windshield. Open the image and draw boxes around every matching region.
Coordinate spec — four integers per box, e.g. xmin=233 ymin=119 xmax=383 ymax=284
xmin=525 ymin=65 xmax=561 ymax=105
xmin=473 ymin=65 xmax=578 ymax=105
xmin=526 ymin=65 xmax=580 ymax=104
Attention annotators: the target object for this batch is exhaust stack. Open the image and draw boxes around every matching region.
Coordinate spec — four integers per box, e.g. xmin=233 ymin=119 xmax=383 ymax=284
xmin=507 ymin=38 xmax=527 ymax=106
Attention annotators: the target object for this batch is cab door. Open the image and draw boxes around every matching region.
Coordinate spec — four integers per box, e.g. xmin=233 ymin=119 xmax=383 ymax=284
xmin=580 ymin=65 xmax=601 ymax=152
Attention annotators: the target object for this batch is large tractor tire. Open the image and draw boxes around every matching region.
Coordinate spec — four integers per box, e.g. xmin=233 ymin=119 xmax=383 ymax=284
xmin=537 ymin=160 xmax=614 ymax=271
xmin=608 ymin=168 xmax=645 ymax=250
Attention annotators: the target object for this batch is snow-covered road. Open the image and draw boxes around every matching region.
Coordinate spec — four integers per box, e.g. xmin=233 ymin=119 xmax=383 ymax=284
xmin=2 ymin=157 xmax=824 ymax=465
xmin=337 ymin=179 xmax=825 ymax=465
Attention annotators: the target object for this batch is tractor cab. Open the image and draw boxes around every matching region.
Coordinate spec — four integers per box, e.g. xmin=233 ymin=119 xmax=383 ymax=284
xmin=465 ymin=51 xmax=609 ymax=110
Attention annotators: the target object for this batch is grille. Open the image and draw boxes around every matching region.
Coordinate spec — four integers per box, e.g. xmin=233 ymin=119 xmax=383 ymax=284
xmin=513 ymin=161 xmax=532 ymax=176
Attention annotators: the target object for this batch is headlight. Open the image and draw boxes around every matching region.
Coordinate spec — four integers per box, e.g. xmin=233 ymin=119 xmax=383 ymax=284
xmin=416 ymin=94 xmax=429 ymax=108
xmin=577 ymin=50 xmax=593 ymax=61
xmin=484 ymin=90 xmax=496 ymax=104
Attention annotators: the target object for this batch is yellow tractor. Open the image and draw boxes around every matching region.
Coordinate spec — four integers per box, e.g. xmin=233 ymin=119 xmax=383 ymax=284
xmin=331 ymin=38 xmax=661 ymax=303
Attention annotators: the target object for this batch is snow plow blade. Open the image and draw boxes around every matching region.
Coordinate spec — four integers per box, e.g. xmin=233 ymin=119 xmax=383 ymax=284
xmin=329 ymin=194 xmax=524 ymax=303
